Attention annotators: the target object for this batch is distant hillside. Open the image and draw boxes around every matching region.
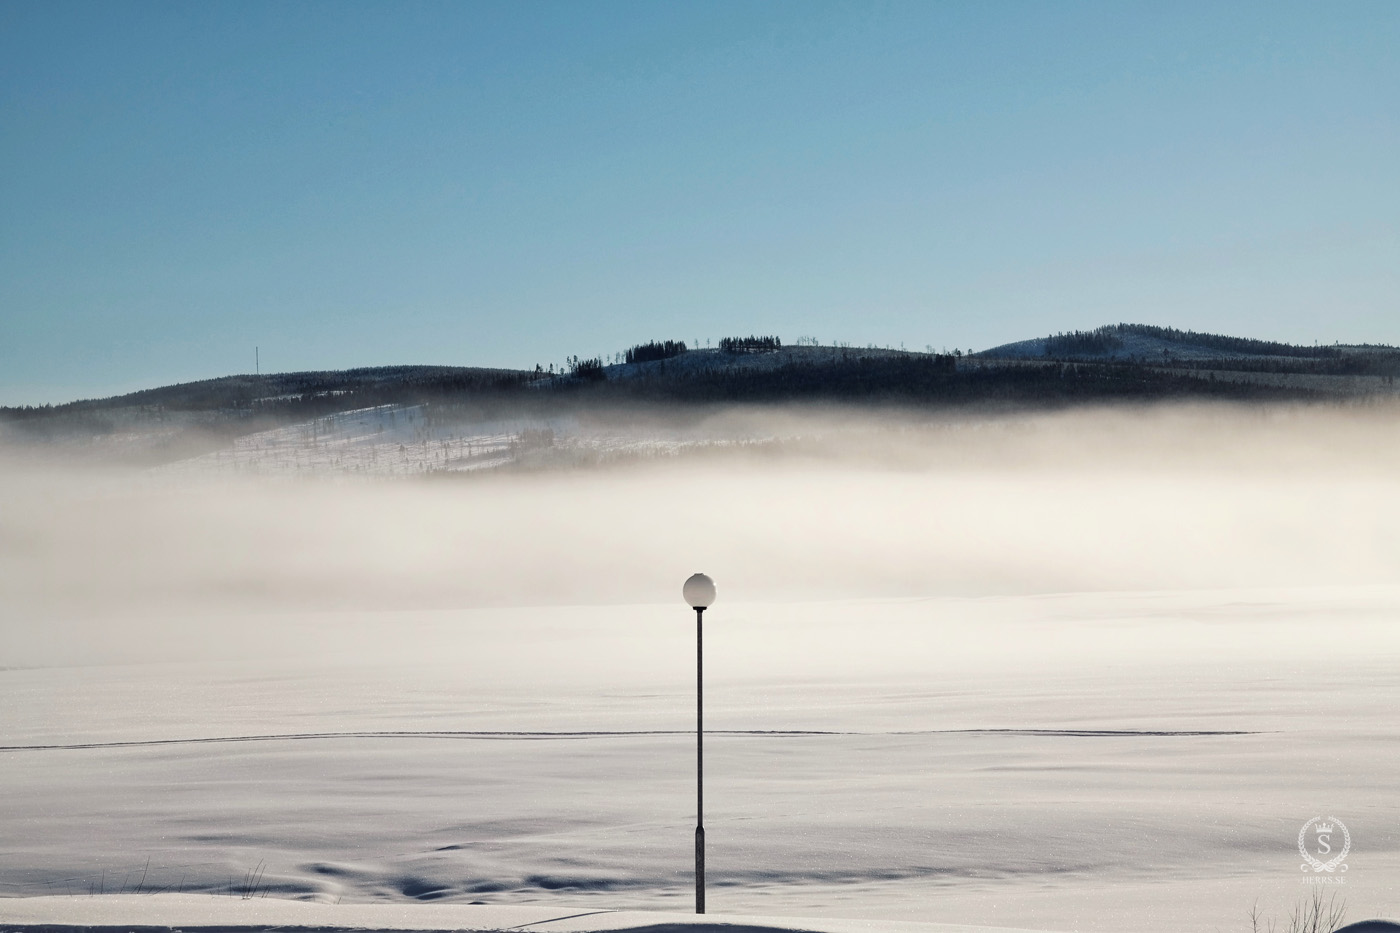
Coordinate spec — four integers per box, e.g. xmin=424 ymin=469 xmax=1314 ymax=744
xmin=589 ymin=344 xmax=1310 ymax=405
xmin=980 ymin=323 xmax=1400 ymax=372
xmin=3 ymin=327 xmax=1398 ymax=467
xmin=6 ymin=365 xmax=530 ymax=414
xmin=0 ymin=365 xmax=534 ymax=463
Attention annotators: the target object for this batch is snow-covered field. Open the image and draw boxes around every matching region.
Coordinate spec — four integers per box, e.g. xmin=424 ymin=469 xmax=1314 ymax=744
xmin=2 ymin=405 xmax=1398 ymax=932
xmin=152 ymin=404 xmax=786 ymax=477
xmin=0 ymin=892 xmax=1050 ymax=933
xmin=2 ymin=592 xmax=1397 ymax=931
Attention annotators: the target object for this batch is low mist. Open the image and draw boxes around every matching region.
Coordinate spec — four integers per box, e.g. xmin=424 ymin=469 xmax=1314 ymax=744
xmin=3 ymin=402 xmax=1398 ymax=668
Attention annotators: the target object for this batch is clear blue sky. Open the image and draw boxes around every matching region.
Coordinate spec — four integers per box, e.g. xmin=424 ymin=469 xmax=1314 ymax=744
xmin=2 ymin=1 xmax=1396 ymax=404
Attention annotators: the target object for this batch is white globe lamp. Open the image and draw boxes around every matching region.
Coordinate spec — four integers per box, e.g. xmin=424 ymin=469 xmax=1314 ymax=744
xmin=684 ymin=573 xmax=716 ymax=609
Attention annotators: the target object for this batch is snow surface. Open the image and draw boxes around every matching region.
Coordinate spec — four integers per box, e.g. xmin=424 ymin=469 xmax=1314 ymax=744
xmin=0 ymin=893 xmax=1045 ymax=933
xmin=2 ymin=590 xmax=1397 ymax=933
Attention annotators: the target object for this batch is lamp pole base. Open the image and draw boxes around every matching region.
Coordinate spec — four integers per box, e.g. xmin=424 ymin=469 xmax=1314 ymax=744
xmin=695 ymin=825 xmax=705 ymax=914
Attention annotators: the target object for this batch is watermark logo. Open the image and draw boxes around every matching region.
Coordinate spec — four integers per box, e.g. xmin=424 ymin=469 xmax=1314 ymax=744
xmin=1299 ymin=816 xmax=1350 ymax=878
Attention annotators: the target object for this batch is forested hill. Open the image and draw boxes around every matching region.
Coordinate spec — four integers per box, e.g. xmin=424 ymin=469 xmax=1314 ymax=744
xmin=5 ymin=365 xmax=529 ymax=416
xmin=982 ymin=323 xmax=1399 ymax=370
xmin=3 ymin=327 xmax=1397 ymax=458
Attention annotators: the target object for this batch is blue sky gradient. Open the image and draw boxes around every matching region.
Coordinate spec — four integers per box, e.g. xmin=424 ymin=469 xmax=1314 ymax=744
xmin=2 ymin=1 xmax=1397 ymax=404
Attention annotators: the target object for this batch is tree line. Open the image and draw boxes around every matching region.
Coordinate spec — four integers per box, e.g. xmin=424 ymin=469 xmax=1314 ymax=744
xmin=624 ymin=340 xmax=688 ymax=364
xmin=719 ymin=335 xmax=782 ymax=353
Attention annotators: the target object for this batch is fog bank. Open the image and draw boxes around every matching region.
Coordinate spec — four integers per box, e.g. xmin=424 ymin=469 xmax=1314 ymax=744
xmin=2 ymin=403 xmax=1398 ymax=665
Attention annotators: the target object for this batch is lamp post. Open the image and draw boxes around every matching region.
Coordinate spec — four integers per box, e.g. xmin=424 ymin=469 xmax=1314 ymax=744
xmin=682 ymin=572 xmax=716 ymax=914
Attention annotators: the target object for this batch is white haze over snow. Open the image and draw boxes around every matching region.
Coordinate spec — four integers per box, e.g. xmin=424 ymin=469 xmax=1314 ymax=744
xmin=1 ymin=402 xmax=1398 ymax=932
xmin=3 ymin=403 xmax=1399 ymax=661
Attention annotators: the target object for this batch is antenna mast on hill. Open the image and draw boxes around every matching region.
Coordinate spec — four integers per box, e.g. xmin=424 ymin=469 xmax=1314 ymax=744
xmin=256 ymin=346 xmax=260 ymax=375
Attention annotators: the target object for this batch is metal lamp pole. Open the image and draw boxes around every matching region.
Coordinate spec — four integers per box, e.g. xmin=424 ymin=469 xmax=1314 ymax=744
xmin=683 ymin=573 xmax=716 ymax=915
xmin=694 ymin=601 xmax=705 ymax=914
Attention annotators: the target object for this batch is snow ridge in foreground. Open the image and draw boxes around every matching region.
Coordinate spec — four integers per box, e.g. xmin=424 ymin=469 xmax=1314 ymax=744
xmin=0 ymin=894 xmax=1052 ymax=933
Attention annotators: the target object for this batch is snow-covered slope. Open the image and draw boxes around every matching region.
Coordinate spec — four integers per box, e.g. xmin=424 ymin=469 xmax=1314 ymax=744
xmin=601 ymin=346 xmax=921 ymax=381
xmin=976 ymin=325 xmax=1395 ymax=363
xmin=154 ymin=405 xmax=771 ymax=477
xmin=978 ymin=331 xmax=1258 ymax=362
